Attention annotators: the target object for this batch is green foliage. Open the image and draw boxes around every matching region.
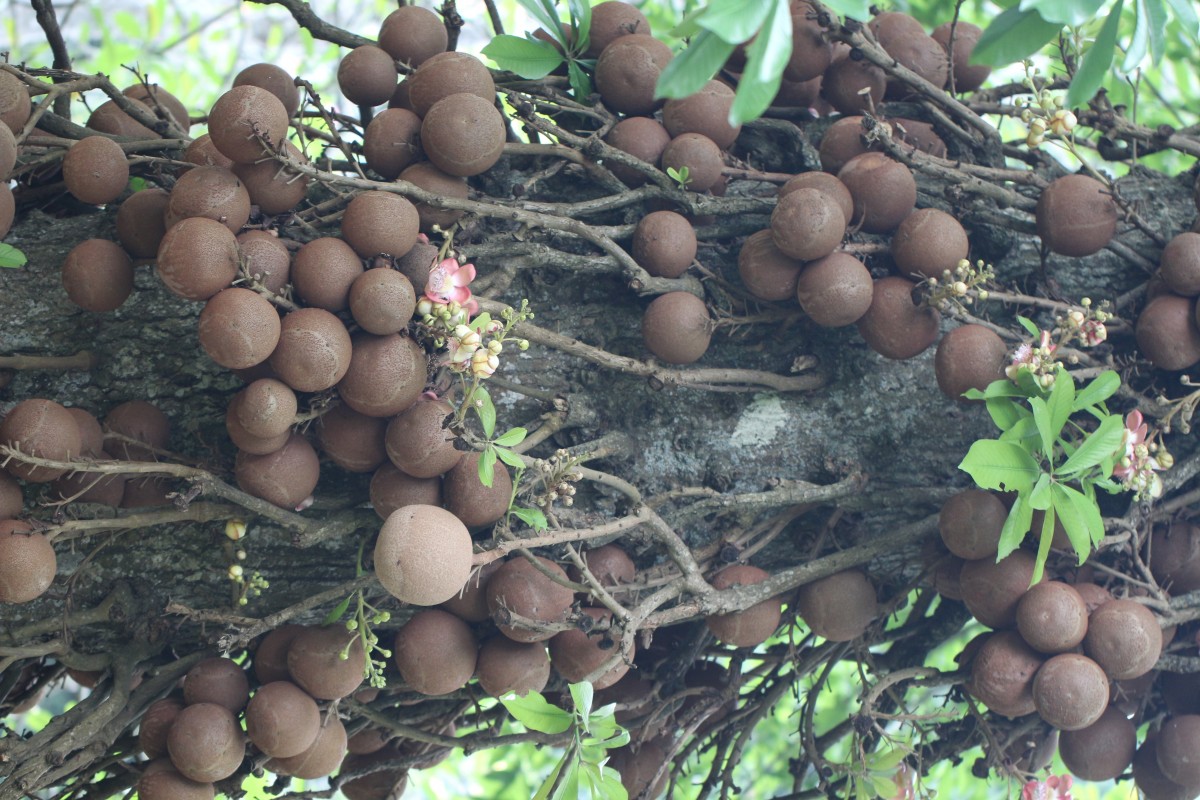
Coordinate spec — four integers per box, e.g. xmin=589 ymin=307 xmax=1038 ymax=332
xmin=958 ymin=354 xmax=1126 ymax=583
xmin=482 ymin=0 xmax=594 ymax=99
xmin=666 ymin=165 xmax=691 ymax=188
xmin=0 ymin=243 xmax=28 ymax=269
xmin=501 ymin=682 xmax=630 ymax=800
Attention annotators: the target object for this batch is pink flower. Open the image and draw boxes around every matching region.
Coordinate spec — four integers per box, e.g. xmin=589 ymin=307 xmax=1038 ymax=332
xmin=425 ymin=258 xmax=478 ymax=316
xmin=1113 ymin=409 xmax=1167 ymax=499
xmin=1022 ymin=774 xmax=1072 ymax=800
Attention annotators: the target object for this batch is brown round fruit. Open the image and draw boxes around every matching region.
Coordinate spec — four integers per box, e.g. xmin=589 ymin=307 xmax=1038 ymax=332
xmin=1157 ymin=715 xmax=1200 ymax=788
xmin=958 ymin=549 xmax=1041 ymax=629
xmin=1148 ymin=521 xmax=1200 ymax=594
xmin=779 ymin=172 xmax=853 ymax=224
xmin=399 ymin=162 xmax=468 ymax=232
xmin=237 ymin=230 xmax=291 ymax=293
xmin=116 ymin=188 xmax=170 ymax=258
xmin=0 ymin=71 xmax=32 ymax=133
xmin=550 ymin=608 xmax=631 ymax=689
xmin=207 ymin=86 xmax=289 ymax=164
xmin=838 ymin=152 xmax=916 ymax=233
xmin=292 ymin=237 xmax=363 ymax=311
xmin=661 ymin=132 xmax=723 ymax=193
xmin=486 ymin=556 xmax=575 ymax=643
xmin=706 ymin=565 xmax=783 ymax=647
xmin=1133 ymin=733 xmax=1200 ymax=800
xmin=139 ymin=698 xmax=183 ymax=759
xmin=662 ymin=80 xmax=740 ymax=150
xmin=795 ymin=252 xmax=874 ymax=327
xmin=586 ymin=1 xmax=650 ymax=57
xmin=164 ymin=165 xmax=250 ymax=233
xmin=1016 ymin=581 xmax=1089 ymax=654
xmin=269 ymin=308 xmax=353 ymax=393
xmin=379 ymin=5 xmax=448 ymax=67
xmin=476 ymin=636 xmax=551 ymax=697
xmin=770 ymin=187 xmax=846 ymax=261
xmin=341 ymin=190 xmax=420 ymax=258
xmin=234 ymin=378 xmax=296 ymax=440
xmin=1032 ymin=653 xmax=1109 ymax=730
xmin=384 ymin=398 xmax=461 ymax=479
xmin=0 ymin=520 xmax=57 ymax=603
xmin=595 ymin=34 xmax=673 ymax=116
xmin=1035 ymin=174 xmax=1118 ymax=257
xmin=738 ymin=230 xmax=804 ymax=301
xmin=633 ymin=211 xmax=696 ymax=279
xmin=967 ymin=629 xmax=1044 ymax=717
xmin=234 ymin=433 xmax=320 ymax=510
xmin=796 ymin=569 xmax=877 ymax=642
xmin=267 ymin=716 xmax=347 ymax=779
xmin=443 ymin=453 xmax=513 ymax=529
xmin=890 ymin=208 xmax=969 ymax=281
xmin=1137 ymin=295 xmax=1200 ymax=371
xmin=822 ymin=54 xmax=886 ymax=115
xmin=1 ymin=398 xmax=83 ymax=483
xmin=603 ymin=116 xmax=671 ymax=186
xmin=1084 ymin=598 xmax=1163 ymax=680
xmin=183 ymin=657 xmax=250 ymax=712
xmin=938 ymin=489 xmax=1006 ymax=560
xmin=156 ymin=217 xmax=240 ymax=301
xmin=286 ymin=625 xmax=366 ymax=700
xmin=393 ymin=608 xmax=478 ymax=695
xmin=61 ymin=238 xmax=135 ymax=312
xmin=245 ymin=681 xmax=321 ymax=758
xmin=642 ymin=291 xmax=711 ymax=364
xmin=338 ymin=45 xmax=398 ymax=107
xmin=931 ymin=22 xmax=991 ymax=93
xmin=406 ymin=52 xmax=495 ymax=118
xmin=369 ymin=463 xmax=441 ymax=520
xmin=62 ymin=136 xmax=129 ymax=205
xmin=233 ymin=63 xmax=300 ymax=117
xmin=934 ymin=324 xmax=1008 ymax=401
xmin=166 ymin=701 xmax=245 ymax=783
xmin=1057 ymin=705 xmax=1136 ymax=781
xmin=104 ymin=399 xmax=170 ymax=460
xmin=374 ymin=504 xmax=473 ymax=606
xmin=253 ymin=624 xmax=304 ymax=684
xmin=1160 ymin=232 xmax=1200 ymax=296
xmin=421 ymin=93 xmax=506 ymax=178
xmin=197 ymin=287 xmax=281 ymax=369
xmin=231 ymin=140 xmax=309 ymax=215
xmin=856 ymin=276 xmax=940 ymax=360
xmin=137 ymin=764 xmax=214 ymax=800
xmin=337 ymin=333 xmax=425 ymax=418
xmin=315 ymin=404 xmax=387 ymax=473
xmin=363 ymin=108 xmax=423 ymax=180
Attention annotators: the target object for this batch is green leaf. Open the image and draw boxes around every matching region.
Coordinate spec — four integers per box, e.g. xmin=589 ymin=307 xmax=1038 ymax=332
xmin=670 ymin=7 xmax=708 ymax=38
xmin=821 ymin=0 xmax=872 ymax=19
xmin=1144 ymin=0 xmax=1168 ymax=63
xmin=1072 ymin=370 xmax=1119 ymax=411
xmin=1166 ymin=0 xmax=1200 ymax=44
xmin=1019 ymin=0 xmax=1108 ymax=25
xmin=570 ymin=681 xmax=594 ymax=723
xmin=1046 ymin=367 xmax=1075 ymax=437
xmin=495 ymin=446 xmax=525 ymax=470
xmin=580 ymin=761 xmax=628 ymax=800
xmin=515 ymin=0 xmax=567 ymax=48
xmin=493 ymin=427 xmax=528 ymax=447
xmin=0 ymin=243 xmax=27 ymax=269
xmin=567 ymin=59 xmax=593 ymax=100
xmin=482 ymin=35 xmax=565 ymax=79
xmin=1016 ymin=315 xmax=1041 ymax=337
xmin=478 ymin=446 xmax=498 ymax=488
xmin=550 ymin=754 xmax=581 ymax=800
xmin=1029 ymin=472 xmax=1052 ymax=510
xmin=566 ymin=0 xmax=592 ymax=55
xmin=998 ymin=492 xmax=1034 ymax=560
xmin=470 ymin=312 xmax=494 ymax=333
xmin=1057 ymin=415 xmax=1124 ymax=477
xmin=1062 ymin=481 xmax=1106 ymax=546
xmin=533 ymin=752 xmax=568 ymax=800
xmin=973 ymin=7 xmax=1063 ymax=67
xmin=1123 ymin=0 xmax=1152 ymax=71
xmin=869 ymin=775 xmax=900 ymax=798
xmin=959 ymin=440 xmax=1042 ymax=493
xmin=998 ymin=415 xmax=1042 ymax=453
xmin=866 ymin=747 xmax=908 ymax=772
xmin=728 ymin=0 xmax=791 ymax=125
xmin=1030 ymin=397 xmax=1056 ymax=463
xmin=655 ymin=30 xmax=737 ymax=100
xmin=697 ymin=0 xmax=772 ymax=44
xmin=510 ymin=505 xmax=549 ymax=531
xmin=1031 ymin=503 xmax=1056 ymax=584
xmin=986 ymin=398 xmax=1028 ymax=432
xmin=1052 ymin=483 xmax=1095 ymax=562
xmin=472 ymin=385 xmax=496 ymax=438
xmin=321 ymin=593 xmax=353 ymax=625
xmin=128 ymin=176 xmax=148 ymax=192
xmin=501 ymin=690 xmax=574 ymax=734
xmin=1067 ymin=0 xmax=1123 ymax=107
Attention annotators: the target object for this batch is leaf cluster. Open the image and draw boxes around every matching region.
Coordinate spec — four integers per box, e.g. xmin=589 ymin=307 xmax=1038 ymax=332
xmin=481 ymin=0 xmax=595 ymax=100
xmin=958 ymin=343 xmax=1125 ymax=583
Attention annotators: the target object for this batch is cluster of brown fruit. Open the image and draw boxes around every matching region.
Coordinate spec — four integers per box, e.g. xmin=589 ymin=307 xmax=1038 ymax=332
xmin=933 ymin=488 xmax=1200 ymax=797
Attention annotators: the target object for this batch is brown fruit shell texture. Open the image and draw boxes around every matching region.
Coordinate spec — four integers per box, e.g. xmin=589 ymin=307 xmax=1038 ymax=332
xmin=286 ymin=625 xmax=367 ymax=700
xmin=855 ymin=276 xmax=940 ymax=360
xmin=1083 ymin=598 xmax=1163 ymax=680
xmin=1 ymin=398 xmax=83 ymax=483
xmin=1035 ymin=174 xmax=1118 ymax=258
xmin=934 ymin=324 xmax=1008 ymax=401
xmin=594 ymin=34 xmax=673 ymax=116
xmin=61 ymin=239 xmax=134 ymax=313
xmin=1031 ymin=653 xmax=1110 ymax=730
xmin=233 ymin=432 xmax=319 ymax=510
xmin=443 ymin=452 xmax=513 ymax=528
xmin=486 ymin=555 xmax=575 ymax=643
xmin=958 ymin=549 xmax=1042 ymax=629
xmin=165 ymin=702 xmax=245 ymax=783
xmin=393 ymin=608 xmax=479 ymax=695
xmin=182 ymin=656 xmax=251 ymax=713
xmin=641 ymin=291 xmax=712 ymax=365
xmin=379 ymin=5 xmax=448 ymax=66
xmin=967 ymin=629 xmax=1043 ymax=717
xmin=0 ymin=520 xmax=57 ymax=603
xmin=706 ymin=564 xmax=783 ymax=648
xmin=795 ymin=569 xmax=877 ymax=642
xmin=62 ymin=136 xmax=129 ymax=205
xmin=374 ymin=504 xmax=473 ymax=606
xmin=245 ymin=680 xmax=322 ymax=758
xmin=549 ymin=607 xmax=631 ymax=689
xmin=1057 ymin=705 xmax=1136 ymax=781
xmin=476 ymin=636 xmax=551 ymax=697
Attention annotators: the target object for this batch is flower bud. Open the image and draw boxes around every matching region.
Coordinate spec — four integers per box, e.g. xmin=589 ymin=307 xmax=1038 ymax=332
xmin=228 ymin=564 xmax=244 ymax=580
xmin=225 ymin=519 xmax=247 ymax=541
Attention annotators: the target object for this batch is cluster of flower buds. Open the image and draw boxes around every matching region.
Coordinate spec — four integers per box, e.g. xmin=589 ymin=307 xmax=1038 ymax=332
xmin=925 ymin=258 xmax=995 ymax=310
xmin=1057 ymin=297 xmax=1110 ymax=349
xmin=228 ymin=565 xmax=269 ymax=606
xmin=1019 ymin=63 xmax=1076 ymax=148
xmin=419 ymin=256 xmax=479 ymax=331
xmin=1007 ymin=329 xmax=1060 ymax=387
xmin=532 ymin=449 xmax=584 ymax=509
xmin=1113 ymin=409 xmax=1172 ymax=500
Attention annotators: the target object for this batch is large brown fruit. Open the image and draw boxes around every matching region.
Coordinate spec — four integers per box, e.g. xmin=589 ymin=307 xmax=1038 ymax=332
xmin=164 ymin=165 xmax=250 ymax=233
xmin=421 ymin=93 xmax=506 ymax=178
xmin=156 ymin=217 xmax=240 ymax=302
xmin=1137 ymin=295 xmax=1200 ymax=371
xmin=245 ymin=680 xmax=321 ymax=758
xmin=338 ymin=45 xmax=398 ymax=107
xmin=253 ymin=623 xmax=304 ymax=684
xmin=869 ymin=12 xmax=948 ymax=96
xmin=139 ymin=698 xmax=183 ymax=759
xmin=967 ymin=629 xmax=1043 ymax=717
xmin=61 ymin=239 xmax=134 ymax=313
xmin=207 ymin=86 xmax=289 ymax=164
xmin=291 ymin=237 xmax=363 ymax=312
xmin=663 ymin=80 xmax=740 ymax=150
xmin=931 ymin=22 xmax=991 ymax=93
xmin=116 ymin=188 xmax=170 ymax=259
xmin=197 ymin=287 xmax=281 ymax=370
xmin=706 ymin=565 xmax=783 ymax=648
xmin=1032 ymin=653 xmax=1109 ymax=730
xmin=267 ymin=716 xmax=347 ymax=779
xmin=661 ymin=132 xmax=723 ymax=193
xmin=633 ymin=211 xmax=696 ymax=279
xmin=374 ymin=504 xmax=472 ymax=606
xmin=770 ymin=187 xmax=845 ymax=261
xmin=603 ymin=116 xmax=671 ymax=186
xmin=838 ymin=152 xmax=916 ymax=233
xmin=393 ymin=608 xmax=478 ymax=695
xmin=958 ymin=549 xmax=1041 ymax=629
xmin=477 ymin=636 xmax=550 ymax=697
xmin=1148 ymin=521 xmax=1200 ymax=594
xmin=286 ymin=625 xmax=366 ymax=700
xmin=166 ymin=702 xmax=245 ymax=783
xmin=369 ymin=462 xmax=441 ymax=520
xmin=1160 ymin=232 xmax=1200 ymax=296
xmin=399 ymin=162 xmax=468 ymax=232
xmin=641 ymin=291 xmax=711 ymax=364
xmin=1133 ymin=733 xmax=1200 ymax=800
xmin=1058 ymin=706 xmax=1136 ymax=781
xmin=363 ymin=108 xmax=423 ymax=180
xmin=234 ymin=433 xmax=319 ymax=510
xmin=183 ymin=656 xmax=250 ymax=713
xmin=795 ymin=252 xmax=874 ymax=327
xmin=443 ymin=453 xmax=513 ymax=529
xmin=315 ymin=404 xmax=387 ymax=474
xmin=233 ymin=63 xmax=300 ymax=116
xmin=237 ymin=230 xmax=291 ymax=293
xmin=890 ymin=208 xmax=969 ymax=281
xmin=379 ymin=5 xmax=448 ymax=66
xmin=384 ymin=398 xmax=461 ymax=478
xmin=856 ymin=276 xmax=940 ymax=360
xmin=137 ymin=764 xmax=214 ymax=800
xmin=934 ymin=324 xmax=1008 ymax=401
xmin=342 ymin=190 xmax=420 ymax=258
xmin=62 ymin=136 xmax=129 ymax=205
xmin=337 ymin=333 xmax=426 ymax=418
xmin=1035 ymin=174 xmax=1118 ymax=257
xmin=269 ymin=308 xmax=353 ymax=393
xmin=796 ymin=569 xmax=877 ymax=642
xmin=1157 ymin=715 xmax=1200 ymax=788
xmin=1016 ymin=581 xmax=1088 ymax=654
xmin=486 ymin=556 xmax=575 ymax=643
xmin=550 ymin=607 xmax=630 ymax=689
xmin=1 ymin=398 xmax=82 ymax=483
xmin=0 ymin=520 xmax=56 ymax=603
xmin=1084 ymin=598 xmax=1162 ymax=680
xmin=938 ymin=489 xmax=1006 ymax=560
xmin=231 ymin=140 xmax=309 ymax=215
xmin=595 ymin=34 xmax=673 ymax=115
xmin=586 ymin=1 xmax=650 ymax=57
xmin=406 ymin=52 xmax=495 ymax=117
